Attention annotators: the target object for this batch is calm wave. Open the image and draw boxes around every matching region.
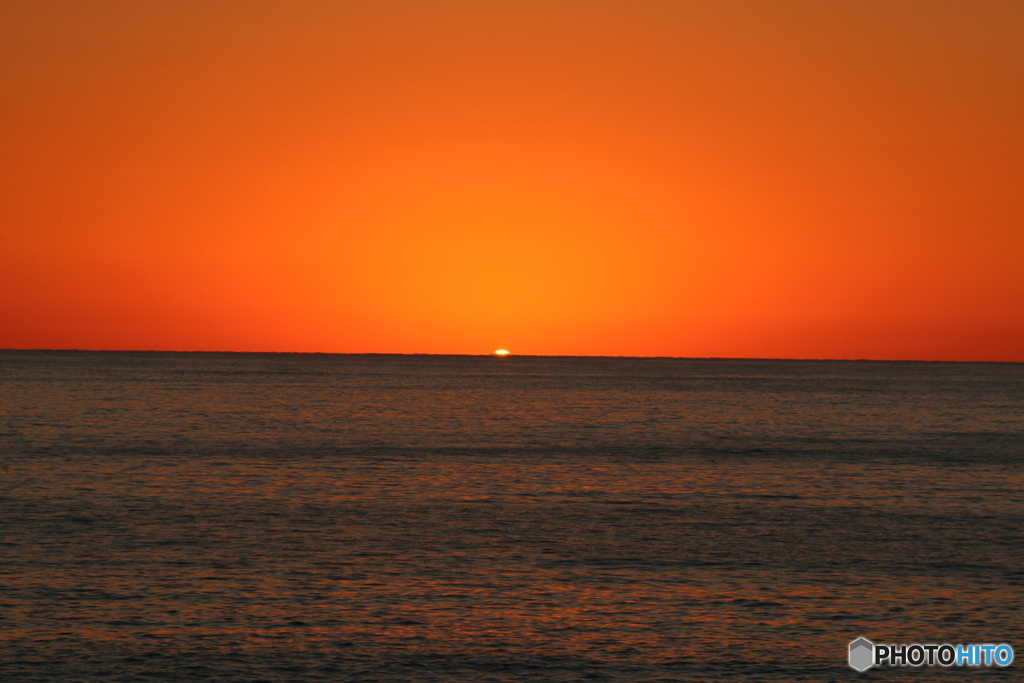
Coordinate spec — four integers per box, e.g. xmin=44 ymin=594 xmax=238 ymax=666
xmin=2 ymin=351 xmax=1022 ymax=681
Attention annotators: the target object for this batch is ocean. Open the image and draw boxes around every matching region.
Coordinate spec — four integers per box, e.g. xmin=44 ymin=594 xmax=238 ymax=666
xmin=1 ymin=351 xmax=1021 ymax=681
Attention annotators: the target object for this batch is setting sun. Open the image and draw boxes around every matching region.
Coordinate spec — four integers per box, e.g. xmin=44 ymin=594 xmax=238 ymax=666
xmin=494 ymin=349 xmax=510 ymax=356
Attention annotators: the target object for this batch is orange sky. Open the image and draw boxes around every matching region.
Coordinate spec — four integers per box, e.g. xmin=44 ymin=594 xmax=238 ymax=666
xmin=2 ymin=1 xmax=1022 ymax=360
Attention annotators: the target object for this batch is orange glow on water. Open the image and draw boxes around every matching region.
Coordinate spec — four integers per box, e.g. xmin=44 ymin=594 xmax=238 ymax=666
xmin=1 ymin=2 xmax=1022 ymax=360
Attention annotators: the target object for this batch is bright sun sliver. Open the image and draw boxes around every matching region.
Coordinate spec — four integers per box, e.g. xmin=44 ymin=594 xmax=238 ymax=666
xmin=494 ymin=349 xmax=510 ymax=356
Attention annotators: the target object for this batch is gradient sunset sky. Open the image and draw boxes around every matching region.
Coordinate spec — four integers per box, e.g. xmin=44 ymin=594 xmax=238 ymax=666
xmin=2 ymin=1 xmax=1022 ymax=360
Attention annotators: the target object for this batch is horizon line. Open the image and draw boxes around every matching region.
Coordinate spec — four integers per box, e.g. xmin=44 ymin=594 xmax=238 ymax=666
xmin=0 ymin=348 xmax=1019 ymax=364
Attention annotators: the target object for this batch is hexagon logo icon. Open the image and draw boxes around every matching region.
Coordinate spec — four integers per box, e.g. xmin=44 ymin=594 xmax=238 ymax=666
xmin=849 ymin=637 xmax=874 ymax=672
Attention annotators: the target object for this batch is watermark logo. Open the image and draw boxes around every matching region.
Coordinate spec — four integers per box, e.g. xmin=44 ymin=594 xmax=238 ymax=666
xmin=849 ymin=637 xmax=874 ymax=672
xmin=849 ymin=638 xmax=1014 ymax=671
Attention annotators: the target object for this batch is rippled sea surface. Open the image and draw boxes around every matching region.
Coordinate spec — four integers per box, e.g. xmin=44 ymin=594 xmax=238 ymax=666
xmin=1 ymin=351 xmax=1022 ymax=681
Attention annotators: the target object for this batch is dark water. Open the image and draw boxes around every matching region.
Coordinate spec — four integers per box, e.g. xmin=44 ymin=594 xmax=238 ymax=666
xmin=1 ymin=351 xmax=1022 ymax=682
